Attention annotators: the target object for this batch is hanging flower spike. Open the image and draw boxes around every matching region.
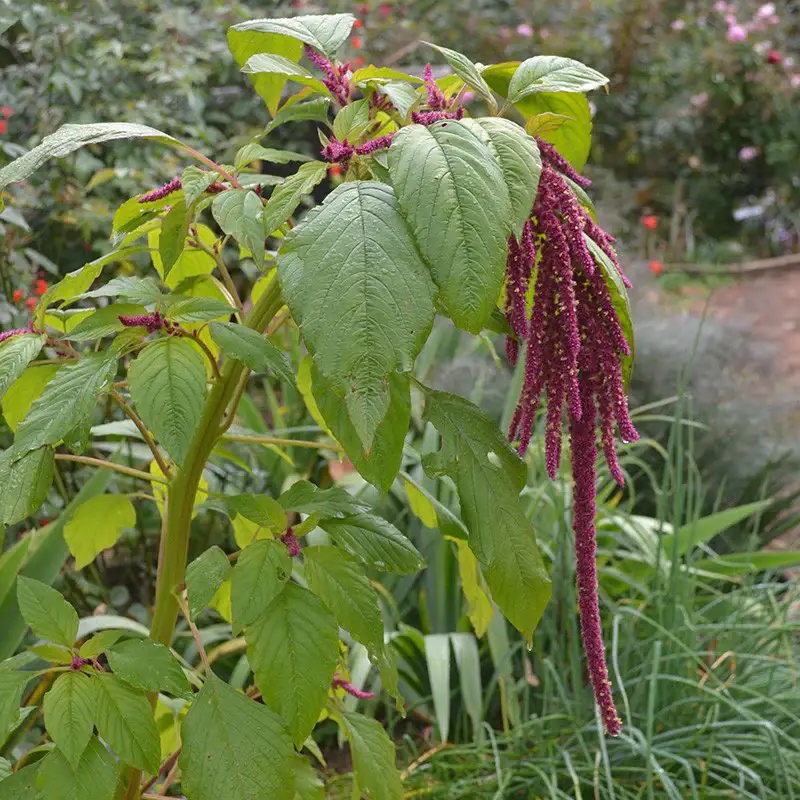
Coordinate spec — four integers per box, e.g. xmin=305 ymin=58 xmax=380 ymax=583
xmin=535 ymin=137 xmax=591 ymax=189
xmin=0 ymin=328 xmax=31 ymax=345
xmin=506 ymin=146 xmax=638 ymax=735
xmin=354 ymin=133 xmax=394 ymax=155
xmin=332 ymin=677 xmax=374 ymax=700
xmin=281 ymin=528 xmax=301 ymax=557
xmin=423 ymin=63 xmax=447 ymax=110
xmin=118 ymin=311 xmax=169 ymax=333
xmin=305 ymin=45 xmax=350 ymax=106
xmin=139 ymin=177 xmax=181 ymax=203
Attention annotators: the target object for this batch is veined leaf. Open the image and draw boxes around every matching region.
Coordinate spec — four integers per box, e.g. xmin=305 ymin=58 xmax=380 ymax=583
xmin=0 ymin=671 xmax=31 ymax=740
xmin=229 ymin=13 xmax=355 ymax=58
xmin=235 ymin=144 xmax=312 ymax=168
xmin=262 ymin=161 xmax=327 ymax=236
xmin=67 ymin=303 xmax=147 ymax=340
xmin=263 ymin=97 xmax=331 ymax=135
xmin=421 ymin=388 xmax=551 ymax=643
xmin=342 ymin=711 xmax=402 ymax=800
xmin=0 ymin=335 xmax=45 ymax=400
xmin=247 ymin=583 xmax=339 ymax=746
xmin=209 ymin=322 xmax=294 ymax=385
xmin=380 ymin=81 xmax=420 ymax=119
xmin=93 ymin=673 xmax=160 ymax=774
xmin=278 ymin=480 xmax=369 ymax=518
xmin=242 ymin=53 xmax=329 ymax=97
xmin=278 ymin=181 xmax=435 ymax=450
xmin=305 ymin=546 xmax=384 ymax=656
xmin=186 ymin=546 xmax=231 ymax=621
xmin=78 ymin=629 xmax=122 ymax=659
xmin=37 ymin=737 xmax=118 ymax=800
xmin=212 ymin=189 xmax=266 ymax=268
xmin=159 ymin=199 xmax=190 ymax=276
xmin=11 ymin=353 xmax=117 ymax=457
xmin=162 ymin=296 xmax=234 ymax=324
xmin=128 ymin=337 xmax=206 ymax=466
xmin=453 ymin=539 xmax=493 ymax=637
xmin=0 ymin=446 xmax=54 ymax=525
xmin=422 ymin=42 xmax=496 ymax=110
xmin=321 ymin=514 xmax=424 ymax=574
xmin=106 ymin=638 xmax=190 ymax=698
xmin=16 ymin=576 xmax=78 ymax=648
xmin=388 ymin=121 xmax=511 ymax=334
xmin=231 ymin=539 xmax=291 ymax=631
xmin=226 ymin=494 xmax=287 ymax=530
xmin=181 ymin=165 xmax=220 ymax=207
xmin=63 ymin=493 xmax=135 ymax=569
xmin=43 ymin=671 xmax=96 ymax=768
xmin=332 ymin=99 xmax=370 ymax=142
xmin=508 ymin=56 xmax=608 ymax=102
xmin=149 ymin=222 xmax=217 ymax=290
xmin=350 ymin=66 xmax=422 ymax=86
xmin=180 ymin=673 xmax=295 ymax=800
xmin=81 ymin=276 xmax=161 ymax=306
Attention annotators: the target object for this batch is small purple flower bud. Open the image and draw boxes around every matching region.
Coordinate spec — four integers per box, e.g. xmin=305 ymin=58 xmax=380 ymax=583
xmin=71 ymin=656 xmax=88 ymax=671
xmin=332 ymin=677 xmax=375 ymax=700
xmin=139 ymin=177 xmax=182 ymax=203
xmin=281 ymin=529 xmax=300 ymax=558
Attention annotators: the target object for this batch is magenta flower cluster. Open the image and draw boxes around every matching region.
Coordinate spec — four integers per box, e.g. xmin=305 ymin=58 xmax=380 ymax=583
xmin=0 ymin=327 xmax=32 ymax=345
xmin=320 ymin=133 xmax=395 ymax=168
xmin=118 ymin=311 xmax=173 ymax=334
xmin=139 ymin=177 xmax=225 ymax=204
xmin=506 ymin=140 xmax=639 ymax=735
xmin=305 ymin=45 xmax=350 ymax=106
xmin=280 ymin=529 xmax=301 ymax=558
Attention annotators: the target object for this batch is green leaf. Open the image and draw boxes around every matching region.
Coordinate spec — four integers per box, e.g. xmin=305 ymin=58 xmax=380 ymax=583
xmin=2 ymin=365 xmax=57 ymax=432
xmin=584 ymin=235 xmax=634 ymax=389
xmin=43 ymin=672 xmax=96 ymax=768
xmin=149 ymin=222 xmax=217 ymax=289
xmin=186 ymin=546 xmax=232 ymax=621
xmin=350 ymin=67 xmax=422 ymax=86
xmin=278 ymin=181 xmax=435 ymax=450
xmin=128 ymin=337 xmax=206 ymax=466
xmin=37 ymin=737 xmax=118 ymax=800
xmin=0 ymin=764 xmax=39 ymax=799
xmin=342 ymin=711 xmax=402 ymax=800
xmin=263 ymin=97 xmax=331 ymax=135
xmin=63 ymin=494 xmax=135 ymax=570
xmin=460 ymin=118 xmax=541 ymax=239
xmin=78 ymin=629 xmax=122 ymax=659
xmin=321 ymin=515 xmax=424 ymax=574
xmin=0 ymin=123 xmax=187 ymax=193
xmin=231 ymin=539 xmax=292 ymax=631
xmin=235 ymin=144 xmax=312 ymax=168
xmin=0 ymin=757 xmax=10 ymax=782
xmin=312 ymin=367 xmax=408 ymax=494
xmin=278 ymin=480 xmax=369 ymax=518
xmin=230 ymin=13 xmax=355 ymax=58
xmin=209 ymin=322 xmax=294 ymax=385
xmin=81 ymin=276 xmax=161 ymax=306
xmin=380 ymin=81 xmax=419 ymax=119
xmin=180 ymin=672 xmax=295 ymax=800
xmin=93 ymin=673 xmax=160 ymax=774
xmin=421 ymin=388 xmax=551 ymax=643
xmin=29 ymin=643 xmax=72 ymax=663
xmin=508 ymin=56 xmax=608 ymax=102
xmin=66 ymin=303 xmax=147 ymax=341
xmin=162 ymin=296 xmax=235 ymax=324
xmin=422 ymin=42 xmax=496 ymax=110
xmin=242 ymin=54 xmax=329 ymax=97
xmin=107 ymin=638 xmax=190 ymax=698
xmin=453 ymin=539 xmax=493 ymax=637
xmin=667 ymin=501 xmax=771 ymax=557
xmin=12 ymin=354 xmax=117 ymax=458
xmin=159 ymin=199 xmax=190 ymax=276
xmin=388 ymin=121 xmax=512 ymax=334
xmin=212 ymin=189 xmax=266 ymax=268
xmin=332 ymin=99 xmax=370 ymax=142
xmin=16 ymin=577 xmax=78 ymax=648
xmin=305 ymin=546 xmax=384 ymax=656
xmin=226 ymin=494 xmax=287 ymax=530
xmin=0 ymin=671 xmax=30 ymax=740
xmin=692 ymin=549 xmax=800 ymax=578
xmin=247 ymin=583 xmax=339 ymax=746
xmin=181 ymin=166 xmax=219 ymax=207
xmin=0 ymin=335 xmax=45 ymax=400
xmin=450 ymin=632 xmax=483 ymax=740
xmin=0 ymin=446 xmax=54 ymax=525
xmin=293 ymin=754 xmax=324 ymax=800
xmin=262 ymin=161 xmax=327 ymax=236
xmin=424 ymin=633 xmax=451 ymax=741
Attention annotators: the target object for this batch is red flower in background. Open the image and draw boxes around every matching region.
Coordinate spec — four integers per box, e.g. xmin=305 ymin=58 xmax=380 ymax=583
xmin=353 ymin=18 xmax=363 ymax=28
xmin=352 ymin=36 xmax=363 ymax=49
xmin=0 ymin=106 xmax=11 ymax=118
xmin=25 ymin=297 xmax=37 ymax=311
xmin=12 ymin=289 xmax=24 ymax=304
xmin=353 ymin=56 xmax=365 ymax=67
xmin=649 ymin=260 xmax=664 ymax=276
xmin=379 ymin=3 xmax=391 ymax=16
xmin=641 ymin=215 xmax=658 ymax=230
xmin=767 ymin=50 xmax=782 ymax=65
xmin=329 ymin=164 xmax=342 ymax=177
xmin=0 ymin=120 xmax=6 ymax=135
xmin=34 ymin=279 xmax=48 ymax=296
xmin=358 ymin=4 xmax=369 ymax=13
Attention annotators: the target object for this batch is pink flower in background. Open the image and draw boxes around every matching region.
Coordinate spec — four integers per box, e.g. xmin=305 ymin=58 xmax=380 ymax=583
xmin=727 ymin=24 xmax=747 ymax=42
xmin=670 ymin=19 xmax=685 ymax=30
xmin=768 ymin=14 xmax=779 ymax=25
xmin=516 ymin=23 xmax=534 ymax=37
xmin=713 ymin=0 xmax=727 ymax=10
xmin=690 ymin=91 xmax=709 ymax=108
xmin=725 ymin=13 xmax=737 ymax=25
xmin=738 ymin=146 xmax=759 ymax=162
xmin=757 ymin=3 xmax=776 ymax=18
xmin=539 ymin=27 xmax=550 ymax=39
xmin=791 ymin=74 xmax=800 ymax=88
xmin=461 ymin=90 xmax=475 ymax=105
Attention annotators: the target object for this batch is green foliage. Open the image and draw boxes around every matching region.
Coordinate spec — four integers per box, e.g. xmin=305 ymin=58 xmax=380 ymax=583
xmin=42 ymin=672 xmax=95 ymax=768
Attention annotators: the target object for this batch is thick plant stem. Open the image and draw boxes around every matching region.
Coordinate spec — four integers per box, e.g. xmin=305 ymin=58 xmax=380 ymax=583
xmin=119 ymin=278 xmax=283 ymax=800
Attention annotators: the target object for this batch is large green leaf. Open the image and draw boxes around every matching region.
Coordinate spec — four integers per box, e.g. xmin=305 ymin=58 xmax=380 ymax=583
xmin=278 ymin=181 xmax=435 ymax=450
xmin=247 ymin=583 xmax=339 ymax=746
xmin=421 ymin=388 xmax=551 ymax=642
xmin=62 ymin=493 xmax=135 ymax=569
xmin=181 ymin=165 xmax=220 ymax=207
xmin=0 ymin=671 xmax=31 ymax=740
xmin=159 ymin=199 xmax=190 ymax=275
xmin=0 ymin=123 xmax=186 ymax=194
xmin=343 ymin=711 xmax=402 ymax=800
xmin=81 ymin=276 xmax=161 ymax=306
xmin=262 ymin=161 xmax=327 ymax=236
xmin=107 ymin=639 xmax=190 ymax=698
xmin=180 ymin=673 xmax=295 ymax=800
xmin=421 ymin=42 xmax=496 ymax=110
xmin=0 ymin=763 xmax=39 ymax=799
xmin=42 ymin=672 xmax=96 ymax=768
xmin=277 ymin=480 xmax=369 ymax=518
xmin=692 ymin=550 xmax=800 ymax=577
xmin=311 ymin=367 xmax=409 ymax=494
xmin=305 ymin=546 xmax=384 ymax=656
xmin=0 ymin=446 xmax=54 ymax=525
xmin=460 ymin=118 xmax=541 ymax=238
xmin=93 ymin=673 xmax=160 ymax=774
xmin=226 ymin=494 xmax=287 ymax=530
xmin=211 ymin=189 xmax=266 ymax=268
xmin=507 ymin=56 xmax=608 ymax=102
xmin=0 ymin=335 xmax=45 ymax=400
xmin=11 ymin=354 xmax=117 ymax=458
xmin=209 ymin=322 xmax=294 ymax=385
xmin=388 ymin=121 xmax=511 ymax=333
xmin=16 ymin=577 xmax=78 ymax=648
xmin=128 ymin=337 xmax=206 ymax=466
xmin=241 ymin=54 xmax=329 ymax=98
xmin=263 ymin=97 xmax=332 ymax=134
xmin=321 ymin=515 xmax=424 ymax=574
xmin=185 ymin=546 xmax=232 ymax=621
xmin=231 ymin=539 xmax=292 ymax=631
xmin=229 ymin=13 xmax=355 ymax=58
xmin=37 ymin=737 xmax=118 ymax=800
xmin=234 ymin=144 xmax=312 ymax=168
xmin=162 ymin=296 xmax=235 ymax=324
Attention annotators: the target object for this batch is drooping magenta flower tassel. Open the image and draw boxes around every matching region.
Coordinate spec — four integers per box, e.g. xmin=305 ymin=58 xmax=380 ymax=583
xmin=139 ymin=177 xmax=181 ymax=203
xmin=305 ymin=45 xmax=350 ymax=106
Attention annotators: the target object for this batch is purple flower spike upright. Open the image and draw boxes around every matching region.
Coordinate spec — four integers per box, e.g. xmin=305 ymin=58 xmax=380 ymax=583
xmin=505 ymin=140 xmax=638 ymax=735
xmin=305 ymin=45 xmax=350 ymax=106
xmin=281 ymin=529 xmax=301 ymax=558
xmin=139 ymin=177 xmax=181 ymax=203
xmin=411 ymin=108 xmax=464 ymax=126
xmin=423 ymin=63 xmax=447 ymax=109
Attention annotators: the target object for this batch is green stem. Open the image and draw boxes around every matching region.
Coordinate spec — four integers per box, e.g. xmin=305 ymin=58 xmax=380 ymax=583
xmin=119 ymin=277 xmax=283 ymax=800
